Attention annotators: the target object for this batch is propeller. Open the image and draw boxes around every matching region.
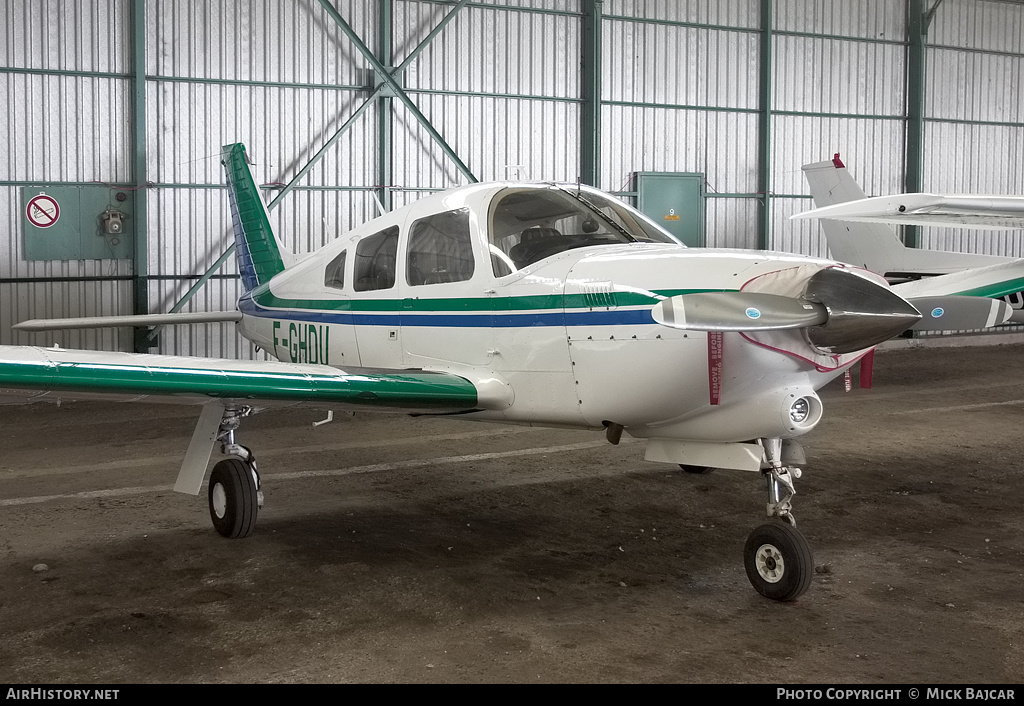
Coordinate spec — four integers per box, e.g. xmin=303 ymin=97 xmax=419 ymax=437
xmin=652 ymin=267 xmax=923 ymax=354
xmin=651 ymin=292 xmax=827 ymax=331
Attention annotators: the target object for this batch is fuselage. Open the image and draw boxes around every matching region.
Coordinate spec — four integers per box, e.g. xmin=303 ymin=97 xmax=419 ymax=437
xmin=236 ymin=182 xmax=866 ymax=444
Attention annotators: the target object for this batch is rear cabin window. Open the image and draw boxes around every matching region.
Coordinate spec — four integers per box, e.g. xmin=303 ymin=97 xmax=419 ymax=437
xmin=354 ymin=227 xmax=399 ymax=292
xmin=407 ymin=208 xmax=475 ymax=286
xmin=324 ymin=249 xmax=347 ymax=289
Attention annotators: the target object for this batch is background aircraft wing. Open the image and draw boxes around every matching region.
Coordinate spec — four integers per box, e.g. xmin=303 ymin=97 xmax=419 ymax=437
xmin=0 ymin=345 xmax=481 ymax=413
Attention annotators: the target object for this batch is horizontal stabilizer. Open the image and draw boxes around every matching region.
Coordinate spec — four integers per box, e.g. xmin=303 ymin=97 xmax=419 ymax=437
xmin=13 ymin=311 xmax=242 ymax=332
xmin=652 ymin=292 xmax=827 ymax=331
xmin=908 ymin=296 xmax=1012 ymax=332
xmin=792 ymin=193 xmax=1024 ymax=230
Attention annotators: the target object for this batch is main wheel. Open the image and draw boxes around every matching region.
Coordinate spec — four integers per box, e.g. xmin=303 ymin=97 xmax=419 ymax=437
xmin=208 ymin=458 xmax=259 ymax=539
xmin=743 ymin=521 xmax=813 ymax=601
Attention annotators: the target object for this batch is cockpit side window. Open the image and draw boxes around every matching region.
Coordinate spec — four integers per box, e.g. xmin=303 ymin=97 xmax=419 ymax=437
xmin=324 ymin=249 xmax=347 ymax=290
xmin=354 ymin=226 xmax=399 ymax=292
xmin=407 ymin=208 xmax=475 ymax=286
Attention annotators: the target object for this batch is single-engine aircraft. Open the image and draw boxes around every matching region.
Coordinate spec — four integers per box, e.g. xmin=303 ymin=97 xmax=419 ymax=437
xmin=1 ymin=144 xmax=1012 ymax=601
xmin=793 ymin=155 xmax=1024 ymax=323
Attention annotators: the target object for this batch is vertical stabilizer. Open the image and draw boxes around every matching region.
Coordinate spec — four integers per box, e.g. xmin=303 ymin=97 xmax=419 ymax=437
xmin=222 ymin=143 xmax=292 ymax=291
xmin=801 ymin=155 xmax=907 ymax=272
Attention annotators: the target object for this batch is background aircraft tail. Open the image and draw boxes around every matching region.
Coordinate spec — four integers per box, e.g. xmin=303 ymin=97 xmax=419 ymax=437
xmin=801 ymin=155 xmax=907 ymax=273
xmin=801 ymin=155 xmax=1004 ymax=276
xmin=222 ymin=143 xmax=292 ymax=292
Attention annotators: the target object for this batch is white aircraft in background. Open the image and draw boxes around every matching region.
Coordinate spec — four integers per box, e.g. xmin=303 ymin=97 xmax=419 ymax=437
xmin=0 ymin=144 xmax=1011 ymax=602
xmin=793 ymin=155 xmax=1024 ymax=323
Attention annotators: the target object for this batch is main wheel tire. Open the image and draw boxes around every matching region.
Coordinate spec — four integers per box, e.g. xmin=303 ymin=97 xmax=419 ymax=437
xmin=679 ymin=464 xmax=713 ymax=474
xmin=743 ymin=521 xmax=813 ymax=601
xmin=208 ymin=458 xmax=259 ymax=539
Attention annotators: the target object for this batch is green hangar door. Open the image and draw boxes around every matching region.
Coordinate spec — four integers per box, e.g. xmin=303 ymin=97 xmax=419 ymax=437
xmin=635 ymin=172 xmax=706 ymax=247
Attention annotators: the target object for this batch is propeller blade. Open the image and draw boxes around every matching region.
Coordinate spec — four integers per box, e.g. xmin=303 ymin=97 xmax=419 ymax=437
xmin=652 ymin=292 xmax=827 ymax=331
xmin=909 ymin=296 xmax=1012 ymax=331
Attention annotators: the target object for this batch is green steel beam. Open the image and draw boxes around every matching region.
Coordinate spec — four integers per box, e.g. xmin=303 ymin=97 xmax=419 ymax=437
xmin=580 ymin=0 xmax=602 ymax=187
xmin=378 ymin=0 xmax=394 ymax=213
xmin=266 ymin=0 xmax=471 ymax=210
xmin=131 ymin=0 xmax=150 ymax=352
xmin=159 ymin=0 xmax=471 ymax=324
xmin=317 ymin=0 xmax=478 ymax=183
xmin=416 ymin=0 xmax=577 ymax=18
xmin=904 ymin=0 xmax=931 ymax=250
xmin=757 ymin=0 xmax=773 ymax=250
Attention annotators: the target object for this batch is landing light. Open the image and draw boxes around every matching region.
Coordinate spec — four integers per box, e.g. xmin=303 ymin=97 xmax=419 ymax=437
xmin=789 ymin=397 xmax=810 ymax=423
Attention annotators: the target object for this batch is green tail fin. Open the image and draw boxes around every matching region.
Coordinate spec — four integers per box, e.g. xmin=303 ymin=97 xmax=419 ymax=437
xmin=222 ymin=143 xmax=289 ymax=291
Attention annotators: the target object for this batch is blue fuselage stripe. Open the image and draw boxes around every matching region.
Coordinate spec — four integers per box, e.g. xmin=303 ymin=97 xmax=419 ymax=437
xmin=238 ymin=297 xmax=655 ymax=327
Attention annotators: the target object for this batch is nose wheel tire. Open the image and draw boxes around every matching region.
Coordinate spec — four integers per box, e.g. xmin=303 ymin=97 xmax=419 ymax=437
xmin=208 ymin=458 xmax=259 ymax=538
xmin=744 ymin=521 xmax=813 ymax=601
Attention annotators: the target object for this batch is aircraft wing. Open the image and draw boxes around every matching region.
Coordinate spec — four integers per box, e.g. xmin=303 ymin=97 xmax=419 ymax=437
xmin=0 ymin=345 xmax=481 ymax=412
xmin=793 ymin=193 xmax=1024 ymax=229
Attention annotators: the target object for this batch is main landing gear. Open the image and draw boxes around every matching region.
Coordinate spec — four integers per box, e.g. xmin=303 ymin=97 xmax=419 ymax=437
xmin=743 ymin=438 xmax=813 ymax=601
xmin=207 ymin=407 xmax=263 ymax=539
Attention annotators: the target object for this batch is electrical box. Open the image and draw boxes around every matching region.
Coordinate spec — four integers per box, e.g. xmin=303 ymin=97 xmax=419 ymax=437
xmin=635 ymin=172 xmax=706 ymax=247
xmin=21 ymin=185 xmax=135 ymax=261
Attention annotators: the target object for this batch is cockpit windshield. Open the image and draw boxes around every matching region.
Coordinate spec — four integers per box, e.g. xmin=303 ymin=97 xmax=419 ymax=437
xmin=488 ymin=186 xmax=678 ymax=276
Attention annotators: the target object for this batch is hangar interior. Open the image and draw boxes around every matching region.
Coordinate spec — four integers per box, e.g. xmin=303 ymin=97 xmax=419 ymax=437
xmin=2 ymin=0 xmax=1023 ymax=358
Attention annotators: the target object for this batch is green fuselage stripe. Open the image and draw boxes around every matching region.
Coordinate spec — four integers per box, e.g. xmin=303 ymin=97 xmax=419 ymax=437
xmin=247 ymin=286 xmax=721 ymax=313
xmin=953 ymin=277 xmax=1024 ymax=299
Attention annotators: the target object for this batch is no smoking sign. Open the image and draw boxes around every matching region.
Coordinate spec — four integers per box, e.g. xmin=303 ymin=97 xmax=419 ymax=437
xmin=26 ymin=193 xmax=61 ymax=228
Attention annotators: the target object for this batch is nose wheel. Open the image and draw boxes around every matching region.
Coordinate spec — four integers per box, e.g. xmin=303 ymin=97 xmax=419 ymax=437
xmin=744 ymin=521 xmax=813 ymax=601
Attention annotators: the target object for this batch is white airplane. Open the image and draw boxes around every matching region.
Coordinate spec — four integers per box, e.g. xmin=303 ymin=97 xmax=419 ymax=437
xmin=0 ymin=144 xmax=1011 ymax=602
xmin=793 ymin=155 xmax=1024 ymax=322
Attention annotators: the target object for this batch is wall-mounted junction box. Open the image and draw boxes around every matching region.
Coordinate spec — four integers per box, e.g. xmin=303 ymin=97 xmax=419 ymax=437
xmin=634 ymin=172 xmax=706 ymax=247
xmin=21 ymin=185 xmax=135 ymax=261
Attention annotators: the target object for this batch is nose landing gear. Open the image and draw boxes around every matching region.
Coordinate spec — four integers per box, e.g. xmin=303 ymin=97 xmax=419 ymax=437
xmin=743 ymin=438 xmax=814 ymax=601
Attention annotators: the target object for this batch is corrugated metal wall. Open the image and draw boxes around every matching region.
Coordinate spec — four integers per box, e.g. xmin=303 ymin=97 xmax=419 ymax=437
xmin=0 ymin=0 xmax=133 ymax=352
xmin=770 ymin=0 xmax=909 ymax=258
xmin=2 ymin=0 xmax=1023 ymax=358
xmin=923 ymin=0 xmax=1024 ymax=259
xmin=603 ymin=3 xmax=760 ymax=250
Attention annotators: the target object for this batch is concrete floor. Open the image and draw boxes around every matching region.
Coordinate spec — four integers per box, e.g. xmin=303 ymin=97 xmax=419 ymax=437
xmin=1 ymin=340 xmax=1023 ymax=683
